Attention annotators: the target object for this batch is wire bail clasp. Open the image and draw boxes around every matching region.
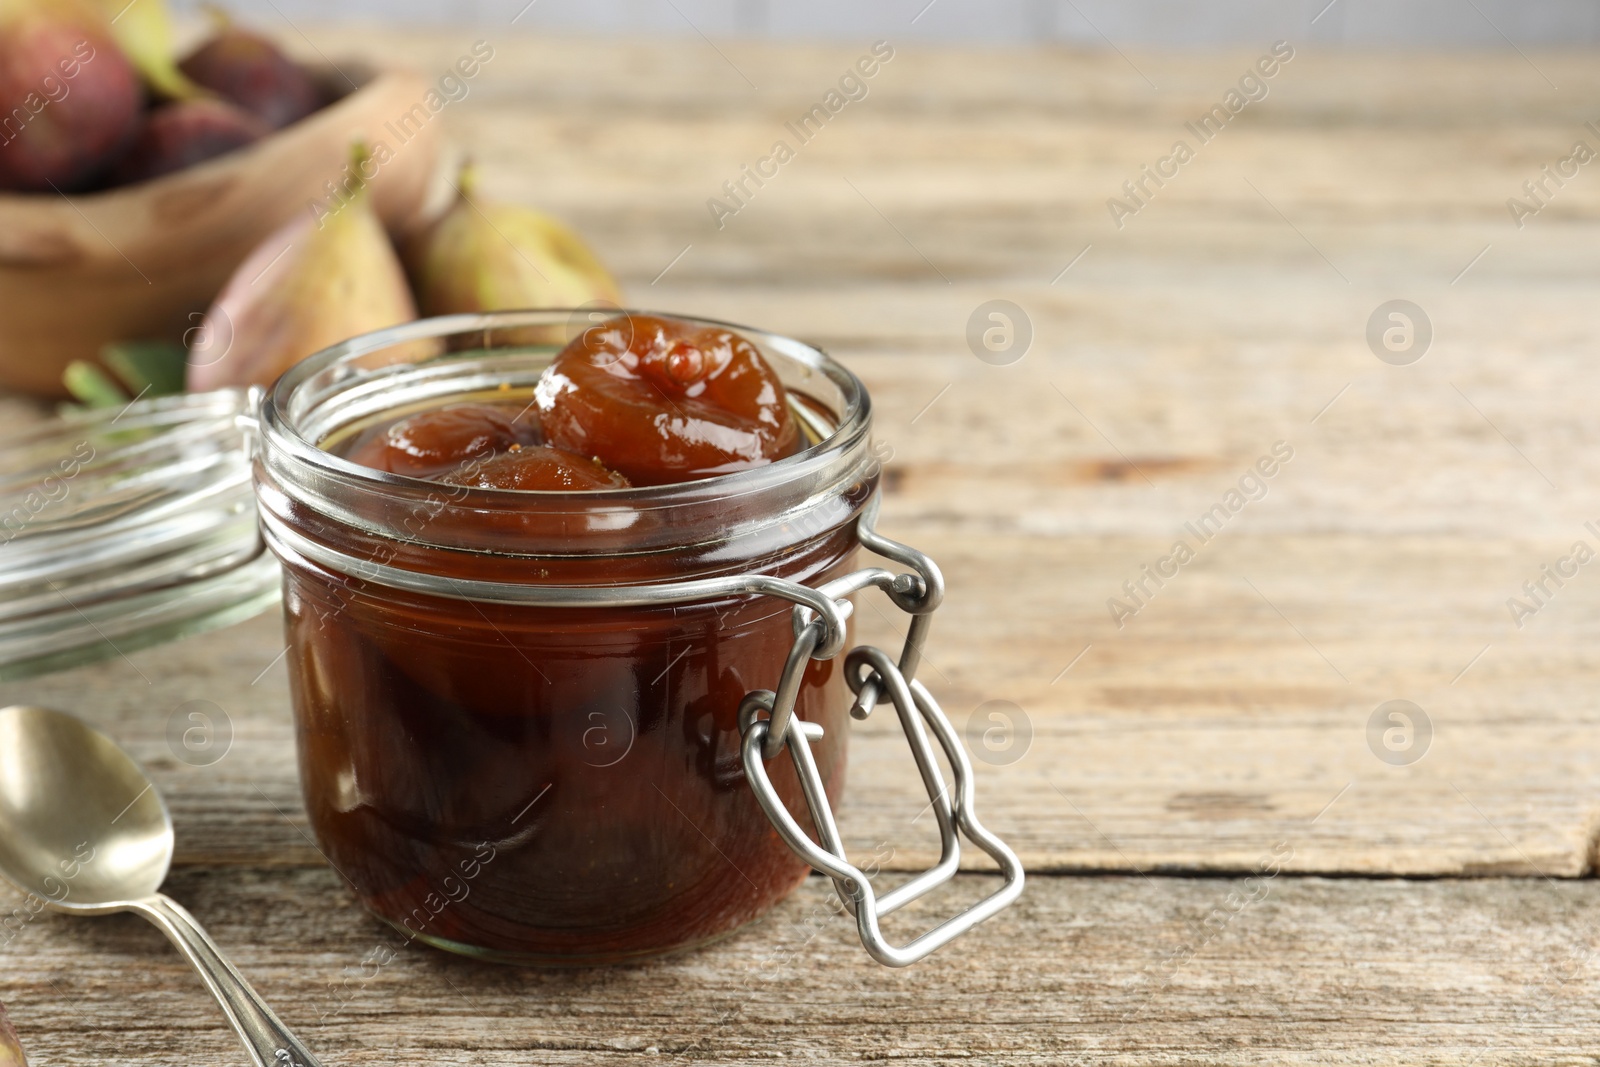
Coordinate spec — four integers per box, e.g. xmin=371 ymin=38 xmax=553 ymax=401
xmin=738 ymin=496 xmax=1024 ymax=966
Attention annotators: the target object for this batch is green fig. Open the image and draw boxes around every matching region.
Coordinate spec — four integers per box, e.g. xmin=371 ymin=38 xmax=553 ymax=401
xmin=187 ymin=145 xmax=417 ymax=390
xmin=0 ymin=0 xmax=143 ymax=191
xmin=0 ymin=1001 xmax=25 ymax=1067
xmin=404 ymin=164 xmax=624 ymax=323
xmin=91 ymin=0 xmax=203 ymax=99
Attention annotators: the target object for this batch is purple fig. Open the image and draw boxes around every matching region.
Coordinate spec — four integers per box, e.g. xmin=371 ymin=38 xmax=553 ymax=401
xmin=0 ymin=0 xmax=142 ymax=192
xmin=187 ymin=144 xmax=417 ymax=390
xmin=107 ymin=98 xmax=267 ymax=185
xmin=179 ymin=26 xmax=318 ymax=130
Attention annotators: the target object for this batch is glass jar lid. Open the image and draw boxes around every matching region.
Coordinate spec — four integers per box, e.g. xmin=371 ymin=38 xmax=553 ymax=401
xmin=0 ymin=389 xmax=279 ymax=680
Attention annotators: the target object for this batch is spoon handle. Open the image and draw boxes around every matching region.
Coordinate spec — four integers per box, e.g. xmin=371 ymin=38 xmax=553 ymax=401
xmin=134 ymin=894 xmax=323 ymax=1067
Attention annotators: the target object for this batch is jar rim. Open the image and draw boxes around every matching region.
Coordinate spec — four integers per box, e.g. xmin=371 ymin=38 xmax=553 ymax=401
xmin=259 ymin=308 xmax=872 ymax=509
xmin=254 ymin=308 xmax=878 ymax=565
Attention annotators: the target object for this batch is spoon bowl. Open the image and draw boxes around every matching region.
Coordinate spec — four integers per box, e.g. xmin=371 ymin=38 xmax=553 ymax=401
xmin=0 ymin=705 xmax=171 ymax=911
xmin=0 ymin=705 xmax=321 ymax=1067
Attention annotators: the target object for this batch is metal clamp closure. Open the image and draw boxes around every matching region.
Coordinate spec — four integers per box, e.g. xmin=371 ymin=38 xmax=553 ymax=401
xmin=738 ymin=495 xmax=1024 ymax=966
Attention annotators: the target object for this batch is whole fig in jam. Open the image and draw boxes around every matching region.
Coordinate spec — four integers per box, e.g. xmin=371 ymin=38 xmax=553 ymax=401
xmin=535 ymin=315 xmax=800 ymax=487
xmin=345 ymin=403 xmax=538 ymax=479
xmin=440 ymin=447 xmax=630 ymax=491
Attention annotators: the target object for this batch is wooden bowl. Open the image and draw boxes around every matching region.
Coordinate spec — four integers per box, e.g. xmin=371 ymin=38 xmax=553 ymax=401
xmin=0 ymin=64 xmax=448 ymax=397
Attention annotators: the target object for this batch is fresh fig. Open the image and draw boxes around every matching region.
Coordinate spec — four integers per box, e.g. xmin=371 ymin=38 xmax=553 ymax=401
xmin=403 ymin=163 xmax=623 ymax=320
xmin=90 ymin=0 xmax=203 ymax=100
xmin=0 ymin=0 xmax=142 ymax=191
xmin=179 ymin=25 xmax=318 ymax=130
xmin=187 ymin=145 xmax=417 ymax=390
xmin=0 ymin=1001 xmax=25 ymax=1067
xmin=107 ymin=97 xmax=266 ymax=185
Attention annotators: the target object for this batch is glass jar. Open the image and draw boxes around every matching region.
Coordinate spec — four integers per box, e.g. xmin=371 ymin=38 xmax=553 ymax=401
xmin=253 ymin=310 xmax=1022 ymax=967
xmin=0 ymin=390 xmax=278 ymax=681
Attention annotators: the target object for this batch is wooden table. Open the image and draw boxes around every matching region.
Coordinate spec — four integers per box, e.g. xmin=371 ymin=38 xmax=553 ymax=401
xmin=6 ymin=28 xmax=1600 ymax=1065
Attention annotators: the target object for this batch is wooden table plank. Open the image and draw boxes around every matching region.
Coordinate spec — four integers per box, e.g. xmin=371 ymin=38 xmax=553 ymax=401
xmin=6 ymin=870 xmax=1600 ymax=1066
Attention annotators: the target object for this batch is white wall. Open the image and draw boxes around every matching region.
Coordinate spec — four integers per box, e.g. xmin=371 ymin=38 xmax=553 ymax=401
xmin=180 ymin=0 xmax=1600 ymax=46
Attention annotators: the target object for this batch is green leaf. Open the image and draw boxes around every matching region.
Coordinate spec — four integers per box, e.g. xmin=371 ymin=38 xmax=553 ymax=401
xmin=102 ymin=340 xmax=187 ymax=397
xmin=62 ymin=361 xmax=129 ymax=409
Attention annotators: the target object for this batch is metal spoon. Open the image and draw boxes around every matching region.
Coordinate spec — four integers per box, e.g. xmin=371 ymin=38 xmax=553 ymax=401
xmin=0 ymin=705 xmax=321 ymax=1067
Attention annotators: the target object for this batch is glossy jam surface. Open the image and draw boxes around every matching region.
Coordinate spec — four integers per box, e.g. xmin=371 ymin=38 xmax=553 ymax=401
xmin=342 ymin=315 xmax=801 ymax=490
xmin=282 ymin=318 xmax=860 ymax=964
xmin=439 ymin=446 xmax=630 ymax=491
xmin=536 ymin=315 xmax=802 ymax=486
xmin=344 ymin=402 xmax=542 ymax=478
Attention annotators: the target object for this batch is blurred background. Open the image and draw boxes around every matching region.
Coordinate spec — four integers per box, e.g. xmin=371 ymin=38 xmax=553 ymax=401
xmin=165 ymin=0 xmax=1600 ymax=46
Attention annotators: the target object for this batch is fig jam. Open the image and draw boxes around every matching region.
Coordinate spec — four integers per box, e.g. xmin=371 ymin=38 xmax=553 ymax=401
xmin=536 ymin=314 xmax=802 ymax=486
xmin=257 ymin=314 xmax=875 ymax=964
xmin=283 ymin=511 xmax=855 ymax=962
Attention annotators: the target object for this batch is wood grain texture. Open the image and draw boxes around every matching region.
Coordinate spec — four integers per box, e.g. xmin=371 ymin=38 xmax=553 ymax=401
xmin=7 ymin=869 xmax=1600 ymax=1066
xmin=5 ymin=29 xmax=1600 ymax=1063
xmin=10 ymin=531 xmax=1600 ymax=879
